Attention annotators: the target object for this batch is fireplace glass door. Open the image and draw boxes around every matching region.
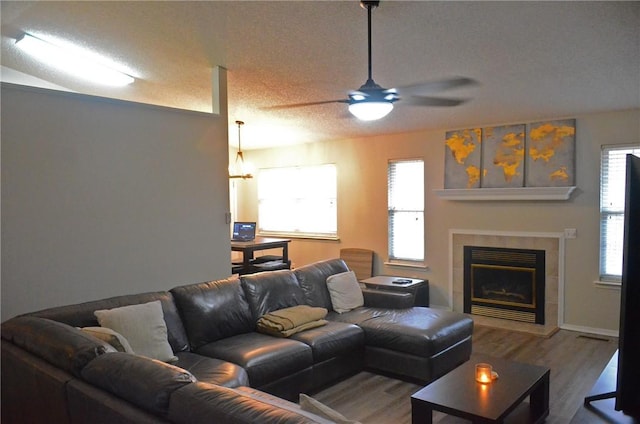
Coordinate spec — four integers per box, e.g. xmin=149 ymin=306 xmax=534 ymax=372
xmin=464 ymin=246 xmax=545 ymax=324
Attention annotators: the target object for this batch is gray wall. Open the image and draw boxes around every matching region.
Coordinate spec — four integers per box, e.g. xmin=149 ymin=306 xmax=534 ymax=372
xmin=1 ymin=83 xmax=232 ymax=321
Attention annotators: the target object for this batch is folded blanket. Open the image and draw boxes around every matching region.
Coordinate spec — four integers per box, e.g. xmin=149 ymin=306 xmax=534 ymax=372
xmin=258 ymin=319 xmax=328 ymax=338
xmin=257 ymin=305 xmax=328 ymax=337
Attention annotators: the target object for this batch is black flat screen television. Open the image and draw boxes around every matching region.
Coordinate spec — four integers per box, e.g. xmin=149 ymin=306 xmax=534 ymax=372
xmin=585 ymin=153 xmax=640 ymax=418
xmin=616 ymin=153 xmax=640 ymax=417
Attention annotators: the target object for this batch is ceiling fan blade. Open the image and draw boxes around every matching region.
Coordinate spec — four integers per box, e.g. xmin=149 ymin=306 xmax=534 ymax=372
xmin=394 ymin=77 xmax=478 ymax=96
xmin=262 ymin=99 xmax=348 ymax=110
xmin=403 ymin=95 xmax=469 ymax=107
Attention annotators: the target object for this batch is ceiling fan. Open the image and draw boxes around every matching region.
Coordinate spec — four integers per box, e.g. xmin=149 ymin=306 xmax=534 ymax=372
xmin=265 ymin=0 xmax=477 ymax=121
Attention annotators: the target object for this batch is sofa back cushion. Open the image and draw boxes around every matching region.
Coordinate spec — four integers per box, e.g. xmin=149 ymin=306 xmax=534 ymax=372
xmin=170 ymin=278 xmax=254 ymax=349
xmin=241 ymin=270 xmax=306 ymax=321
xmin=27 ymin=291 xmax=190 ymax=353
xmin=81 ymin=352 xmax=195 ymax=418
xmin=1 ymin=316 xmax=115 ymax=377
xmin=294 ymin=259 xmax=350 ymax=311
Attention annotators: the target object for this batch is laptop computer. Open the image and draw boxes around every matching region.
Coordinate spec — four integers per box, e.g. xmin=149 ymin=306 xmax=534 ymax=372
xmin=232 ymin=221 xmax=256 ymax=242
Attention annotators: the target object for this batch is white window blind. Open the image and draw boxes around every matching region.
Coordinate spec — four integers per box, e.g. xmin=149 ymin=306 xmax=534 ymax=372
xmin=258 ymin=164 xmax=337 ymax=238
xmin=600 ymin=145 xmax=640 ymax=280
xmin=388 ymin=159 xmax=424 ymax=262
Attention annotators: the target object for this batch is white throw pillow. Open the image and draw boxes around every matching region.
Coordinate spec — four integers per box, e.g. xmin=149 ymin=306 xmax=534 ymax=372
xmin=94 ymin=300 xmax=177 ymax=362
xmin=326 ymin=270 xmax=364 ymax=313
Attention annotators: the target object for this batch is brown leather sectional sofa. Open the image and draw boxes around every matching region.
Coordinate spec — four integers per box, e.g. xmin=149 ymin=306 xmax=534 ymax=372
xmin=1 ymin=258 xmax=474 ymax=423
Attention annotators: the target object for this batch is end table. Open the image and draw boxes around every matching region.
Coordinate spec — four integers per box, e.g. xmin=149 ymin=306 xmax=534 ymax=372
xmin=361 ymin=276 xmax=429 ymax=307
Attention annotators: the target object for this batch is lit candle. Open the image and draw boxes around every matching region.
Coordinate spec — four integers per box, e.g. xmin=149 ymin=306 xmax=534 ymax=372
xmin=476 ymin=363 xmax=493 ymax=383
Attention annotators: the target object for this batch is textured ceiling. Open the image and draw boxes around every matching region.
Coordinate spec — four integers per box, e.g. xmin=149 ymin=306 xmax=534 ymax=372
xmin=1 ymin=1 xmax=639 ymax=150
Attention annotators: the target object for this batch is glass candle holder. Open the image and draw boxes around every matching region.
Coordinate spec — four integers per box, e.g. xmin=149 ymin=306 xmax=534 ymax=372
xmin=475 ymin=363 xmax=493 ymax=384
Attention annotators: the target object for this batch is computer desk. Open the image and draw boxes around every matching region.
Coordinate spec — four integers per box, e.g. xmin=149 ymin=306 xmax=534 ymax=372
xmin=231 ymin=237 xmax=291 ymax=273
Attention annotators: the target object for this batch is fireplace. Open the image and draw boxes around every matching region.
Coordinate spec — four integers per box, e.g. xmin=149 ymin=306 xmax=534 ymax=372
xmin=464 ymin=246 xmax=545 ymax=324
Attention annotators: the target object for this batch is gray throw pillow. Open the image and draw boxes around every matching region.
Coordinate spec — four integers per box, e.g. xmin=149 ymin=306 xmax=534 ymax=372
xmin=94 ymin=300 xmax=177 ymax=362
xmin=326 ymin=270 xmax=364 ymax=313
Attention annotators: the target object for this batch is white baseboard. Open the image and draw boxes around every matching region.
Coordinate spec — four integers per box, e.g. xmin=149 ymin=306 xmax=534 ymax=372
xmin=560 ymin=323 xmax=619 ymax=338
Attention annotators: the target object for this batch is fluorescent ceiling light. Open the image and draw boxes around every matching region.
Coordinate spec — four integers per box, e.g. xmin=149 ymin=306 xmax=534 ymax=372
xmin=348 ymin=101 xmax=394 ymax=121
xmin=15 ymin=33 xmax=134 ymax=87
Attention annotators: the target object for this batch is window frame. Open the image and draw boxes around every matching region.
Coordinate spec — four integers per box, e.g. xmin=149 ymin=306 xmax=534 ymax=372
xmin=599 ymin=144 xmax=640 ymax=282
xmin=257 ymin=163 xmax=338 ymax=240
xmin=387 ymin=158 xmax=426 ymax=265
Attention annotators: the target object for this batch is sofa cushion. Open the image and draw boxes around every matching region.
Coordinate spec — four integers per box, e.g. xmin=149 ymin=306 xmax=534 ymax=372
xmin=168 ymin=382 xmax=334 ymax=424
xmin=95 ymin=300 xmax=177 ymax=362
xmin=1 ymin=316 xmax=115 ymax=377
xmin=290 ymin=321 xmax=364 ymax=362
xmin=326 ymin=271 xmax=364 ymax=313
xmin=170 ymin=278 xmax=254 ymax=349
xmin=174 ymin=351 xmax=249 ymax=387
xmin=80 ymin=326 xmax=134 ymax=353
xmin=241 ymin=270 xmax=306 ymax=321
xmin=352 ymin=308 xmax=474 ymax=357
xmin=294 ymin=259 xmax=350 ymax=311
xmin=195 ymin=332 xmax=313 ymax=388
xmin=28 ymin=291 xmax=190 ymax=353
xmin=81 ymin=352 xmax=195 ymax=417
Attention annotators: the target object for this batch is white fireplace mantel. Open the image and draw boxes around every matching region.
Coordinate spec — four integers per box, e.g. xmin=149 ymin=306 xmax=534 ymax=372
xmin=434 ymin=186 xmax=576 ymax=201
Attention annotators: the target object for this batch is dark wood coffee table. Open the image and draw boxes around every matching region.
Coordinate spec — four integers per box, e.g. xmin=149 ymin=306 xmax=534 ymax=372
xmin=411 ymin=356 xmax=549 ymax=423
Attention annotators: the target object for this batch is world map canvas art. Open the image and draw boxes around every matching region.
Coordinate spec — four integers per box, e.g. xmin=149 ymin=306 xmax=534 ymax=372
xmin=444 ymin=119 xmax=576 ymax=189
xmin=481 ymin=124 xmax=526 ymax=188
xmin=525 ymin=119 xmax=576 ymax=187
xmin=444 ymin=128 xmax=482 ymax=189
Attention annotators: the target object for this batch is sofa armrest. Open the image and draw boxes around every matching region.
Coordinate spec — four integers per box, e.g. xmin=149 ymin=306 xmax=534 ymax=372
xmin=81 ymin=352 xmax=195 ymax=417
xmin=1 ymin=316 xmax=115 ymax=377
xmin=362 ymin=289 xmax=413 ymax=309
xmin=168 ymin=382 xmax=334 ymax=424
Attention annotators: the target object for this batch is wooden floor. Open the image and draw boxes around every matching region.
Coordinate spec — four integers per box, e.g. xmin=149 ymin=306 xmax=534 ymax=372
xmin=312 ymin=325 xmax=621 ymax=423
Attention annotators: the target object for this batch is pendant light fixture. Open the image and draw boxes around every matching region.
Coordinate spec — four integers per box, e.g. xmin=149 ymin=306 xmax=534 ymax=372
xmin=229 ymin=120 xmax=253 ymax=179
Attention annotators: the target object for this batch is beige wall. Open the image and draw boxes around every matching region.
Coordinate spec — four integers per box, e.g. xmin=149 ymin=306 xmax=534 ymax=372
xmin=236 ymin=109 xmax=640 ymax=334
xmin=1 ymin=83 xmax=232 ymax=321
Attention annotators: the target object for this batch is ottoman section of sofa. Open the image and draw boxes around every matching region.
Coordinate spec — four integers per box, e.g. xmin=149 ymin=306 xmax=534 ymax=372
xmin=358 ymin=307 xmax=473 ymax=383
xmin=195 ymin=332 xmax=313 ymax=389
xmin=329 ymin=307 xmax=473 ymax=382
xmin=357 ymin=308 xmax=473 ymax=358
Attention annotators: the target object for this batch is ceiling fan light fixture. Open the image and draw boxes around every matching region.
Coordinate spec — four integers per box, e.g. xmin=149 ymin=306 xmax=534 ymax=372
xmin=348 ymin=101 xmax=394 ymax=121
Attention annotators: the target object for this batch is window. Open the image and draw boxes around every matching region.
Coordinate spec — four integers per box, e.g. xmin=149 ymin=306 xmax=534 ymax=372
xmin=258 ymin=164 xmax=337 ymax=238
xmin=388 ymin=159 xmax=424 ymax=262
xmin=600 ymin=145 xmax=640 ymax=281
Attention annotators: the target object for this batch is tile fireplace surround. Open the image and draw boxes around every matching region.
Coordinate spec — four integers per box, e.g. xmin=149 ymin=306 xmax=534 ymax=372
xmin=450 ymin=230 xmax=563 ymax=337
